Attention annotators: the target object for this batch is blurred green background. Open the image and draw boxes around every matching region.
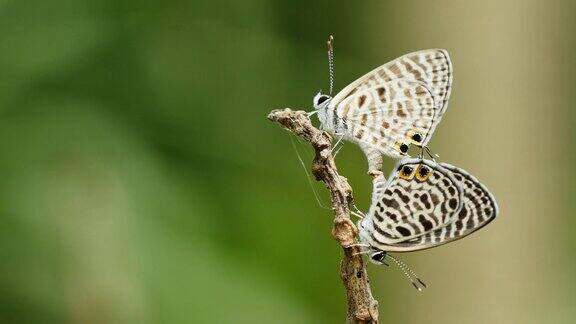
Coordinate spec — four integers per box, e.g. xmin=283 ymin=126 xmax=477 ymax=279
xmin=1 ymin=0 xmax=575 ymax=323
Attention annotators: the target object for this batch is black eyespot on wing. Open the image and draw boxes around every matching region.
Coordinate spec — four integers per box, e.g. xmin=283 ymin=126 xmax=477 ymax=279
xmin=411 ymin=133 xmax=422 ymax=143
xmin=402 ymin=166 xmax=413 ymax=176
xmin=400 ymin=143 xmax=409 ymax=154
xmin=418 ymin=166 xmax=429 ymax=177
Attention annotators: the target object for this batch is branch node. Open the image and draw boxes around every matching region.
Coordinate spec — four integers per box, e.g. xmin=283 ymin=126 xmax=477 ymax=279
xmin=332 ymin=217 xmax=358 ymax=248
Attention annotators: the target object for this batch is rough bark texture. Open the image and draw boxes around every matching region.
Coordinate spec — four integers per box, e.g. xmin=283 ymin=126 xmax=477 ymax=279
xmin=267 ymin=108 xmax=379 ymax=324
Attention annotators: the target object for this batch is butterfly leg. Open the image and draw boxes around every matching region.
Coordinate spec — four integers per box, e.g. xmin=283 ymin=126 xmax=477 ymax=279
xmin=306 ymin=110 xmax=318 ymax=118
xmin=351 ymin=203 xmax=365 ymax=217
xmin=345 ymin=243 xmax=372 ymax=257
xmin=331 ymin=135 xmax=346 ymax=159
xmin=423 ymin=146 xmax=439 ymax=161
xmin=350 ymin=208 xmax=365 ymax=219
xmin=345 ymin=243 xmax=370 ymax=249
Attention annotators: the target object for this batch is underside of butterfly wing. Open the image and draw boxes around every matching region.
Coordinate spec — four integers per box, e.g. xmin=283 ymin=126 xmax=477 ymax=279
xmin=331 ymin=49 xmax=452 ymax=133
xmin=360 ymin=160 xmax=499 ymax=252
xmin=334 ymin=80 xmax=436 ymax=171
xmin=359 ymin=158 xmax=463 ymax=250
xmin=410 ymin=163 xmax=499 ymax=247
xmin=323 ymin=49 xmax=452 ymax=173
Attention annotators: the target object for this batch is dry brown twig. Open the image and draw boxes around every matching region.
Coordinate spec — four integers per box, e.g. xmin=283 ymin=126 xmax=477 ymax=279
xmin=267 ymin=108 xmax=379 ymax=324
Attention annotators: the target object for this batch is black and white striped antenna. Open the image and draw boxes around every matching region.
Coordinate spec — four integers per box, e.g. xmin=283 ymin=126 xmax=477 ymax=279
xmin=327 ymin=35 xmax=335 ymax=96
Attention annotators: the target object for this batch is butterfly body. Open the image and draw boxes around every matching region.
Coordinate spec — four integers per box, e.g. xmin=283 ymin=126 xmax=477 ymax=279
xmin=358 ymin=158 xmax=498 ymax=255
xmin=313 ymin=49 xmax=453 ymax=174
xmin=313 ymin=93 xmax=347 ymax=136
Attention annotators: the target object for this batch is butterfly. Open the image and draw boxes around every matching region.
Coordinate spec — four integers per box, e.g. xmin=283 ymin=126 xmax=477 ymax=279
xmin=356 ymin=157 xmax=498 ymax=290
xmin=313 ymin=38 xmax=452 ymax=176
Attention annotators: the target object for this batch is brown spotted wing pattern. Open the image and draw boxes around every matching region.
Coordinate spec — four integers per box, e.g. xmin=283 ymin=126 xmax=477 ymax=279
xmin=358 ymin=158 xmax=498 ymax=252
xmin=323 ymin=49 xmax=452 ymax=173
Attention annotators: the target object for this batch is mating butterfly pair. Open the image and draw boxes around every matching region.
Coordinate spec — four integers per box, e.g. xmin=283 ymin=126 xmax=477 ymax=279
xmin=310 ymin=39 xmax=498 ymax=289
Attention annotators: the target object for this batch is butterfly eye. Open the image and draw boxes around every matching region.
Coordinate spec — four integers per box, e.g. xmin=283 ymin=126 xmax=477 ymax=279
xmin=415 ymin=165 xmax=432 ymax=181
xmin=370 ymin=252 xmax=386 ymax=264
xmin=399 ymin=165 xmax=415 ymax=180
xmin=316 ymin=95 xmax=329 ymax=105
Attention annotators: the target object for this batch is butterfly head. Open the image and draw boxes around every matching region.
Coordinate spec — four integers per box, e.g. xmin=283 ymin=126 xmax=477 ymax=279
xmin=313 ymin=92 xmax=331 ymax=126
xmin=356 ymin=217 xmax=384 ymax=265
xmin=313 ymin=92 xmax=331 ymax=111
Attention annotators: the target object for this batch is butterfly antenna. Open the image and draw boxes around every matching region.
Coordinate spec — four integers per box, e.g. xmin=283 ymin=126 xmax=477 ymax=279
xmin=289 ymin=135 xmax=330 ymax=210
xmin=327 ymin=35 xmax=335 ymax=96
xmin=331 ymin=134 xmax=344 ymax=155
xmin=385 ymin=254 xmax=427 ymax=291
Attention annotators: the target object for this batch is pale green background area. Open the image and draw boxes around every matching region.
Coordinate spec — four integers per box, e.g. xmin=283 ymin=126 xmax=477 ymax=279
xmin=0 ymin=0 xmax=574 ymax=323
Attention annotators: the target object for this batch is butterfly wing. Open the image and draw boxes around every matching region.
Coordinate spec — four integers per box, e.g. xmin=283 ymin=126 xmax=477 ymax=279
xmin=330 ymin=49 xmax=452 ymax=154
xmin=414 ymin=163 xmax=499 ymax=247
xmin=359 ymin=158 xmax=464 ymax=250
xmin=361 ymin=160 xmax=499 ymax=252
xmin=336 ymin=80 xmax=437 ymax=157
